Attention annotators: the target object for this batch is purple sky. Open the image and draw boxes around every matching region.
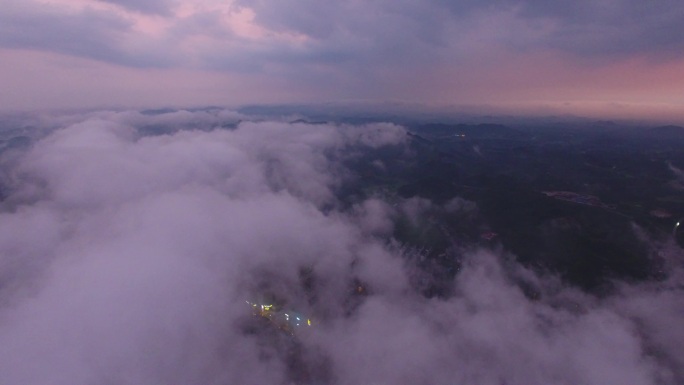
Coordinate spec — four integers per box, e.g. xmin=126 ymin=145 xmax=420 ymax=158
xmin=1 ymin=0 xmax=684 ymax=120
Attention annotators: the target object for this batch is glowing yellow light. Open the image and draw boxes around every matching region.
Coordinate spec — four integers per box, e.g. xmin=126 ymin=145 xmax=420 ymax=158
xmin=307 ymin=319 xmax=311 ymax=326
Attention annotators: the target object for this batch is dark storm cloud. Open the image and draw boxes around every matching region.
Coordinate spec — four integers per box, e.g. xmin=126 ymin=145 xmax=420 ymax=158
xmin=479 ymin=0 xmax=684 ymax=57
xmin=0 ymin=2 xmax=171 ymax=68
xmin=97 ymin=0 xmax=176 ymax=15
xmin=2 ymin=0 xmax=684 ymax=74
xmin=512 ymin=0 xmax=684 ymax=57
xmin=153 ymin=0 xmax=684 ymax=98
xmin=237 ymin=0 xmax=451 ymax=54
xmin=212 ymin=0 xmax=457 ymax=91
xmin=239 ymin=0 xmax=684 ymax=61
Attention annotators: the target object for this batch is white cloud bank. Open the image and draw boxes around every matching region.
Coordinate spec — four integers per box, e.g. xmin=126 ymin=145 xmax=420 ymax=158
xmin=0 ymin=109 xmax=682 ymax=385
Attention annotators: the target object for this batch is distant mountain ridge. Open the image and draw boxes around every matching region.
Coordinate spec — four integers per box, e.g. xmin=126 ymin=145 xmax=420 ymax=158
xmin=410 ymin=123 xmax=525 ymax=139
xmin=650 ymin=125 xmax=684 ymax=136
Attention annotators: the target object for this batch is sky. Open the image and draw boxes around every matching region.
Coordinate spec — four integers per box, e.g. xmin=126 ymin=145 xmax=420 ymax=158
xmin=1 ymin=0 xmax=684 ymax=121
xmin=0 ymin=109 xmax=683 ymax=384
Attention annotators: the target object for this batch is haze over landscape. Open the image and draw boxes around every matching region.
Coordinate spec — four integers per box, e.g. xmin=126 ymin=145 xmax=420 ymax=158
xmin=0 ymin=1 xmax=684 ymax=385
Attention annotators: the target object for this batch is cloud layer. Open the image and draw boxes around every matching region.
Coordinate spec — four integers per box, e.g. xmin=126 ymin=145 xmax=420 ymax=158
xmin=0 ymin=109 xmax=682 ymax=384
xmin=5 ymin=0 xmax=684 ymax=69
